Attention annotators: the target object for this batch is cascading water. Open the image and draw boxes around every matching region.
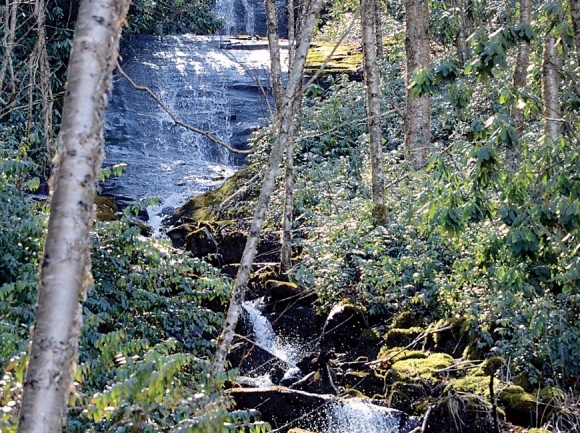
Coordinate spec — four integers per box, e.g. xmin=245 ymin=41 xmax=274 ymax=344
xmin=104 ymin=35 xmax=274 ymax=232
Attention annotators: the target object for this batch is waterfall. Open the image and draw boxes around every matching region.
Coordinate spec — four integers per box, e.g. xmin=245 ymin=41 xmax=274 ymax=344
xmin=213 ymin=0 xmax=256 ymax=35
xmin=242 ymin=298 xmax=303 ymax=366
xmin=326 ymin=399 xmax=401 ymax=433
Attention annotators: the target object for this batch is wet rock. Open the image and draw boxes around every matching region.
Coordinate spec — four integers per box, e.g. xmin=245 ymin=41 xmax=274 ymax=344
xmin=341 ymin=370 xmax=386 ymax=398
xmin=268 ymin=304 xmax=316 ymax=345
xmin=217 ymin=230 xmax=246 ymax=264
xmin=166 ymin=223 xmax=193 ymax=249
xmin=266 ymin=280 xmax=317 ymax=308
xmin=230 ymin=387 xmax=420 ymax=432
xmin=280 ymin=367 xmax=304 ymax=387
xmin=387 ymin=381 xmax=427 ymax=414
xmin=185 ymin=226 xmax=218 ymax=257
xmin=228 ymin=339 xmax=291 ymax=377
xmin=320 ymin=300 xmax=367 ymax=352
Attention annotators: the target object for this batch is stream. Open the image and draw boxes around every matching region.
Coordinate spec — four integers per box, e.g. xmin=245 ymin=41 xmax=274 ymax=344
xmin=103 ymin=2 xmax=420 ymax=432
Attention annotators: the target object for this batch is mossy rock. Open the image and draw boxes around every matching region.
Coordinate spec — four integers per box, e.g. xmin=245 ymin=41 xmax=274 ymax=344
xmin=528 ymin=429 xmax=552 ymax=433
xmin=94 ymin=196 xmax=119 ymax=221
xmin=390 ymin=353 xmax=454 ymax=383
xmin=498 ymin=385 xmax=537 ymax=426
xmin=473 ymin=356 xmax=503 ymax=377
xmin=341 ymin=370 xmax=386 ymax=398
xmin=425 ymin=317 xmax=471 ymax=358
xmin=387 ymin=381 xmax=426 ymax=413
xmin=376 ymin=347 xmax=428 ymax=364
xmin=304 ymin=42 xmax=363 ymax=78
xmin=539 ymin=386 xmax=566 ymax=404
xmin=175 ymin=166 xmax=257 ymax=222
xmin=446 ymin=377 xmax=538 ymax=427
xmin=384 ymin=327 xmax=423 ymax=348
xmin=357 ymin=328 xmax=382 ymax=359
xmin=391 ymin=311 xmax=423 ymax=329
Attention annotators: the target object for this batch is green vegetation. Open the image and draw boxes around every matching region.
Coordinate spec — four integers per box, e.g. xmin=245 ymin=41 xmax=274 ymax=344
xmin=2 ymin=0 xmax=580 ymax=430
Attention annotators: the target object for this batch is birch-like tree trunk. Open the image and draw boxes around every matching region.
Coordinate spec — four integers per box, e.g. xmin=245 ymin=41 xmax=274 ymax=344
xmin=542 ymin=33 xmax=561 ymax=142
xmin=405 ymin=0 xmax=431 ymax=168
xmin=507 ymin=0 xmax=531 ymax=170
xmin=510 ymin=0 xmax=531 ymax=135
xmin=361 ymin=0 xmax=386 ymax=224
xmin=571 ymin=0 xmax=580 ymax=65
xmin=374 ymin=0 xmax=384 ymax=60
xmin=213 ymin=0 xmax=324 ymax=376
xmin=17 ymin=0 xmax=129 ymax=430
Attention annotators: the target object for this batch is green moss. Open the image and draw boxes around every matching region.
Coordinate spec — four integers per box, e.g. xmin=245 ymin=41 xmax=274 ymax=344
xmin=473 ymin=356 xmax=503 ymax=376
xmin=384 ymin=327 xmax=423 ymax=348
xmin=528 ymin=429 xmax=552 ymax=433
xmin=94 ymin=196 xmax=119 ymax=221
xmin=445 ymin=376 xmax=491 ymax=397
xmin=390 ymin=353 xmax=454 ymax=383
xmin=391 ymin=311 xmax=422 ymax=329
xmin=498 ymin=385 xmax=536 ymax=412
xmin=539 ymin=386 xmax=566 ymax=404
xmin=376 ymin=347 xmax=428 ymax=363
xmin=175 ymin=166 xmax=256 ymax=222
xmin=304 ymin=43 xmax=363 ymax=76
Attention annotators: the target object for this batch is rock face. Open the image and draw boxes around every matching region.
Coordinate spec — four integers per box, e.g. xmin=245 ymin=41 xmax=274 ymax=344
xmin=103 ymin=36 xmax=285 ymax=203
xmin=320 ymin=301 xmax=367 ymax=352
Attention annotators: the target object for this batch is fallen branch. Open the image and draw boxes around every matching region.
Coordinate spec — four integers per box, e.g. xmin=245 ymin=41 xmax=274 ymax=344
xmin=116 ymin=63 xmax=252 ymax=155
xmin=218 ymin=173 xmax=261 ymax=215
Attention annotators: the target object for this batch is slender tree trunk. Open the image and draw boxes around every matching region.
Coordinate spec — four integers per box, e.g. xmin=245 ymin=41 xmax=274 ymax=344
xmin=452 ymin=0 xmax=469 ymax=65
xmin=374 ymin=0 xmax=384 ymax=60
xmin=265 ymin=0 xmax=283 ymax=110
xmin=0 ymin=0 xmax=19 ymax=104
xmin=33 ymin=0 xmax=56 ymax=163
xmin=213 ymin=0 xmax=324 ymax=376
xmin=361 ymin=0 xmax=387 ymax=224
xmin=571 ymin=0 xmax=580 ymax=65
xmin=542 ymin=33 xmax=561 ymax=142
xmin=17 ymin=0 xmax=129 ymax=430
xmin=510 ymin=0 xmax=531 ymax=135
xmin=507 ymin=0 xmax=531 ymax=170
xmin=405 ymin=0 xmax=431 ymax=168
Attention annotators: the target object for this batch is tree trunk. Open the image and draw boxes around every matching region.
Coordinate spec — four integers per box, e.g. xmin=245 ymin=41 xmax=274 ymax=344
xmin=0 ymin=0 xmax=19 ymax=105
xmin=212 ymin=0 xmax=324 ymax=376
xmin=542 ymin=33 xmax=561 ymax=142
xmin=265 ymin=0 xmax=283 ymax=110
xmin=374 ymin=0 xmax=384 ymax=60
xmin=17 ymin=0 xmax=129 ymax=431
xmin=361 ymin=0 xmax=387 ymax=224
xmin=507 ymin=0 xmax=531 ymax=170
xmin=405 ymin=0 xmax=431 ymax=168
xmin=510 ymin=0 xmax=531 ymax=135
xmin=571 ymin=0 xmax=580 ymax=65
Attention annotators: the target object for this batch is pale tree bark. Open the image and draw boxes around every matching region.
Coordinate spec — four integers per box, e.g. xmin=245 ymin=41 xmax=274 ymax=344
xmin=265 ymin=0 xmax=283 ymax=110
xmin=405 ymin=0 xmax=431 ymax=168
xmin=213 ymin=0 xmax=324 ymax=375
xmin=361 ymin=0 xmax=386 ymax=224
xmin=510 ymin=0 xmax=531 ymax=135
xmin=508 ymin=0 xmax=531 ymax=170
xmin=17 ymin=0 xmax=129 ymax=430
xmin=374 ymin=0 xmax=384 ymax=60
xmin=542 ymin=33 xmax=561 ymax=142
xmin=450 ymin=0 xmax=468 ymax=65
xmin=571 ymin=0 xmax=580 ymax=65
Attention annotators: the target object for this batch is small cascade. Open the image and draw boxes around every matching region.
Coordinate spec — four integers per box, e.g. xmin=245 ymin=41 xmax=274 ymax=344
xmin=213 ymin=0 xmax=256 ymax=35
xmin=326 ymin=399 xmax=401 ymax=433
xmin=242 ymin=298 xmax=303 ymax=366
xmin=240 ymin=298 xmax=420 ymax=433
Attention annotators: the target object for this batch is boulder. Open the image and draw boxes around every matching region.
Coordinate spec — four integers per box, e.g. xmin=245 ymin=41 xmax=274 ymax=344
xmin=185 ymin=226 xmax=218 ymax=257
xmin=227 ymin=339 xmax=291 ymax=377
xmin=229 ymin=387 xmax=420 ymax=432
xmin=320 ymin=300 xmax=367 ymax=352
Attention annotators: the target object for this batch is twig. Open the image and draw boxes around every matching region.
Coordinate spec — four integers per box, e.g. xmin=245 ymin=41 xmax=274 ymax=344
xmin=116 ymin=63 xmax=252 ymax=155
xmin=218 ymin=173 xmax=261 ymax=214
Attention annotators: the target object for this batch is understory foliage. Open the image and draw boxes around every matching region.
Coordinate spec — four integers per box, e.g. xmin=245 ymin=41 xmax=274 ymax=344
xmin=286 ymin=11 xmax=580 ymax=388
xmin=0 ymin=197 xmax=270 ymax=431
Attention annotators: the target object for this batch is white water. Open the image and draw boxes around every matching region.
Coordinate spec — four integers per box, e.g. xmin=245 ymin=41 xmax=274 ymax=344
xmin=242 ymin=298 xmax=303 ymax=366
xmin=327 ymin=399 xmax=401 ymax=433
xmin=242 ymin=299 xmax=416 ymax=433
xmin=214 ymin=0 xmax=256 ymax=35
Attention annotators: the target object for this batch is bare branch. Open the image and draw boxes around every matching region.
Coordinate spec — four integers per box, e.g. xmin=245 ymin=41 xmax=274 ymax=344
xmin=116 ymin=63 xmax=253 ymax=155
